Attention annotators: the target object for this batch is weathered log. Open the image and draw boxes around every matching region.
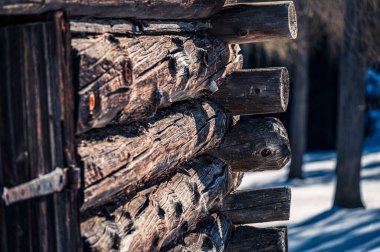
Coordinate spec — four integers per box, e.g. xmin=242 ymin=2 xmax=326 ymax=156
xmin=210 ymin=1 xmax=298 ymax=43
xmin=226 ymin=226 xmax=288 ymax=252
xmin=163 ymin=213 xmax=233 ymax=252
xmin=81 ymin=156 xmax=232 ymax=252
xmin=70 ymin=19 xmax=210 ymax=35
xmin=78 ymin=100 xmax=230 ymax=212
xmin=79 ymin=102 xmax=291 ymax=212
xmin=210 ymin=117 xmax=291 ymax=172
xmin=72 ymin=34 xmax=241 ymax=133
xmin=0 ymin=0 xmax=224 ymax=19
xmin=221 ymin=187 xmax=291 ymax=224
xmin=211 ymin=68 xmax=289 ymax=115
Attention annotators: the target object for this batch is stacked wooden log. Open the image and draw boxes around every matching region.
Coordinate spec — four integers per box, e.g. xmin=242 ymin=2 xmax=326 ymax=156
xmin=69 ymin=1 xmax=297 ymax=251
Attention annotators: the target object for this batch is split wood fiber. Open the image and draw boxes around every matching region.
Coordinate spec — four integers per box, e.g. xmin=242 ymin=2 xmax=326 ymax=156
xmin=78 ymin=100 xmax=230 ymax=212
xmin=81 ymin=156 xmax=231 ymax=252
xmin=163 ymin=213 xmax=233 ymax=252
xmin=72 ymin=34 xmax=241 ymax=133
xmin=78 ymin=103 xmax=291 ymax=213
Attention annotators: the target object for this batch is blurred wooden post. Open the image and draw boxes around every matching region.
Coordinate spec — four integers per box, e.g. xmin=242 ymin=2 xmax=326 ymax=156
xmin=288 ymin=0 xmax=309 ymax=179
xmin=334 ymin=0 xmax=365 ymax=208
xmin=0 ymin=12 xmax=81 ymax=251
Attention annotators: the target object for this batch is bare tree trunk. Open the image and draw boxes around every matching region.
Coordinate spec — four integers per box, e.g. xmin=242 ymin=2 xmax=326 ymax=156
xmin=288 ymin=0 xmax=309 ymax=179
xmin=334 ymin=0 xmax=366 ymax=208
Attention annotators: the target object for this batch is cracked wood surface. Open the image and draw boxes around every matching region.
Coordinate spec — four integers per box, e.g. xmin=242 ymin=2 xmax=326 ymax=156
xmin=0 ymin=0 xmax=225 ymax=19
xmin=163 ymin=213 xmax=232 ymax=252
xmin=70 ymin=19 xmax=211 ymax=35
xmin=81 ymin=156 xmax=231 ymax=252
xmin=78 ymin=100 xmax=230 ymax=213
xmin=72 ymin=34 xmax=241 ymax=133
xmin=78 ymin=105 xmax=291 ymax=212
xmin=221 ymin=187 xmax=291 ymax=224
xmin=210 ymin=117 xmax=291 ymax=172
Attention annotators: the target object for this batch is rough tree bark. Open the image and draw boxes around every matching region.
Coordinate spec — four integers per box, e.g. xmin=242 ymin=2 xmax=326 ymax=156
xmin=81 ymin=156 xmax=231 ymax=252
xmin=72 ymin=34 xmax=241 ymax=133
xmin=334 ymin=0 xmax=366 ymax=208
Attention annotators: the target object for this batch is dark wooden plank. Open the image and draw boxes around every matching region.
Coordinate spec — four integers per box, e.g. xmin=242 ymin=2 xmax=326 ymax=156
xmin=210 ymin=117 xmax=291 ymax=172
xmin=0 ymin=0 xmax=224 ymax=19
xmin=227 ymin=226 xmax=288 ymax=251
xmin=211 ymin=68 xmax=289 ymax=115
xmin=81 ymin=156 xmax=231 ymax=251
xmin=211 ymin=2 xmax=297 ymax=43
xmin=221 ymin=187 xmax=291 ymax=224
xmin=0 ymin=12 xmax=81 ymax=252
xmin=72 ymin=34 xmax=241 ymax=133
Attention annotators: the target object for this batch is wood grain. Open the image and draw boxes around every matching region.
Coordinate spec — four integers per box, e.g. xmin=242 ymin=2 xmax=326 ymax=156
xmin=0 ymin=0 xmax=225 ymax=19
xmin=210 ymin=117 xmax=291 ymax=172
xmin=78 ymin=100 xmax=230 ymax=213
xmin=70 ymin=19 xmax=211 ymax=35
xmin=72 ymin=34 xmax=241 ymax=133
xmin=227 ymin=226 xmax=288 ymax=251
xmin=211 ymin=68 xmax=289 ymax=115
xmin=81 ymin=156 xmax=231 ymax=252
xmin=0 ymin=12 xmax=81 ymax=252
xmin=221 ymin=187 xmax=291 ymax=224
xmin=211 ymin=1 xmax=298 ymax=43
xmin=163 ymin=213 xmax=233 ymax=252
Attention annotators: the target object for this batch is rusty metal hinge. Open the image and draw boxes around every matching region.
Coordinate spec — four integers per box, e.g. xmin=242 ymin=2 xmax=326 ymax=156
xmin=1 ymin=166 xmax=80 ymax=206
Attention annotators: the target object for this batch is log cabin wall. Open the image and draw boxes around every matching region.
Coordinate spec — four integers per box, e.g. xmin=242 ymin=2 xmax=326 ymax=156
xmin=0 ymin=1 xmax=297 ymax=251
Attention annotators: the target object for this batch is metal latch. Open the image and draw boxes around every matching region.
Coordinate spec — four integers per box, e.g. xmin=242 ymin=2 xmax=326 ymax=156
xmin=2 ymin=166 xmax=80 ymax=206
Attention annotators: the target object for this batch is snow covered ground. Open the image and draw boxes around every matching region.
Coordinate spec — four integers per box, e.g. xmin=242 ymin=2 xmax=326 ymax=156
xmin=239 ymin=129 xmax=380 ymax=251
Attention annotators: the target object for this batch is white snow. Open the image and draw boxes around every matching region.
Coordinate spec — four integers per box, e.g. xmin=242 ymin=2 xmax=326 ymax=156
xmin=238 ymin=138 xmax=380 ymax=251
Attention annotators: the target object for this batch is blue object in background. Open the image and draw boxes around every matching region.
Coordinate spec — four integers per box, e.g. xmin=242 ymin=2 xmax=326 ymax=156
xmin=365 ymin=68 xmax=380 ymax=138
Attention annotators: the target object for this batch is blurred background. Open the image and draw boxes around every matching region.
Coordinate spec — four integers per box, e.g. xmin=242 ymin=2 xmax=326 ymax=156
xmin=239 ymin=0 xmax=380 ymax=251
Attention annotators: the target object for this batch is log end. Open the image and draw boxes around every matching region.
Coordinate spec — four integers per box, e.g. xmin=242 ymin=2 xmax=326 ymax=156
xmin=214 ymin=117 xmax=291 ymax=172
xmin=221 ymin=187 xmax=291 ymax=224
xmin=210 ymin=1 xmax=298 ymax=44
xmin=288 ymin=1 xmax=298 ymax=39
xmin=227 ymin=226 xmax=288 ymax=251
xmin=211 ymin=67 xmax=290 ymax=115
xmin=280 ymin=67 xmax=290 ymax=112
